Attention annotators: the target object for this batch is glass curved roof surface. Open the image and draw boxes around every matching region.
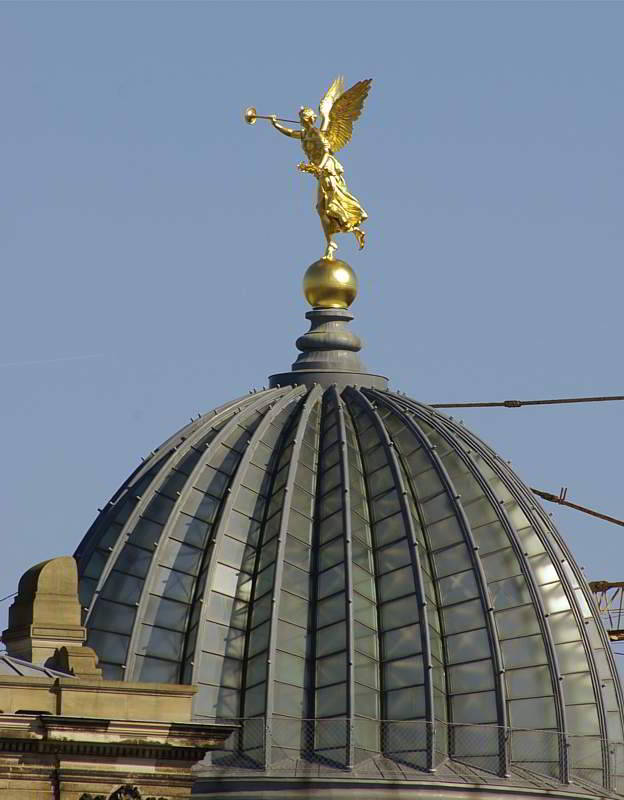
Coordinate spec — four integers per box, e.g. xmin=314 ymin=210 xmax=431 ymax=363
xmin=74 ymin=384 xmax=624 ymax=784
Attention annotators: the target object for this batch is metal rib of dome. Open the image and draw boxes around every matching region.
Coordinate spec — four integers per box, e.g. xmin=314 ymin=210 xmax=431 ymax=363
xmin=75 ymin=384 xmax=624 ymax=791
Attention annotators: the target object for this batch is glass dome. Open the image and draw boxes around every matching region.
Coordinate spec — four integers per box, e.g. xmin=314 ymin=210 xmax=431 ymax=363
xmin=74 ymin=381 xmax=624 ymax=789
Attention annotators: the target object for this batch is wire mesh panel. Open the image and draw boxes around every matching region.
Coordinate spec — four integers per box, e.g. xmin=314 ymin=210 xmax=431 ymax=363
xmin=197 ymin=717 xmax=623 ymax=790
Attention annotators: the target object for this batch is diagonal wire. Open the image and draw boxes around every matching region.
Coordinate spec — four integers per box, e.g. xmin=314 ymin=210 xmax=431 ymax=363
xmin=431 ymin=394 xmax=624 ymax=409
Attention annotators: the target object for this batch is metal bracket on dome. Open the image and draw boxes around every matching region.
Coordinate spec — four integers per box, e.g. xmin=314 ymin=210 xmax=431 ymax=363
xmin=269 ymin=307 xmax=388 ymax=390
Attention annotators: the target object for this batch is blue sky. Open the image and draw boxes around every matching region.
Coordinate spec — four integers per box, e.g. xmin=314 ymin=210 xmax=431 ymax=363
xmin=1 ymin=1 xmax=623 ymax=633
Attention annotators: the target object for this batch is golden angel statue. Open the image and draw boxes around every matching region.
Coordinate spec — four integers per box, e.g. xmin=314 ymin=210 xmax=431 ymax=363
xmin=269 ymin=76 xmax=372 ymax=260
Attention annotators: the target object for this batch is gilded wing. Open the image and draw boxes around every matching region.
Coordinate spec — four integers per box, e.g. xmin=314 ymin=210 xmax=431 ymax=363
xmin=325 ymin=78 xmax=372 ymax=153
xmin=319 ymin=75 xmax=344 ymax=132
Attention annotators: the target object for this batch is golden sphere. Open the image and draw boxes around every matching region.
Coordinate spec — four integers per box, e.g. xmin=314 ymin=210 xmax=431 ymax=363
xmin=303 ymin=258 xmax=358 ymax=309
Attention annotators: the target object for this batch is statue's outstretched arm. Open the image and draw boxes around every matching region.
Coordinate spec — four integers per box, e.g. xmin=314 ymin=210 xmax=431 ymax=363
xmin=271 ymin=117 xmax=302 ymax=139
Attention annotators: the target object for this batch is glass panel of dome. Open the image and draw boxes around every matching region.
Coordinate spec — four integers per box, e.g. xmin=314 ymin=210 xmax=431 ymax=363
xmin=573 ymin=588 xmax=592 ymax=617
xmin=247 ymin=620 xmax=270 ymax=657
xmin=206 ymin=592 xmax=247 ymax=629
xmin=183 ymin=489 xmax=219 ymax=524
xmin=235 ymin=487 xmax=266 ymax=520
xmin=564 ymin=672 xmax=595 ymax=704
xmin=353 ymin=592 xmax=377 ymax=628
xmin=371 ymin=489 xmax=401 ymax=522
xmin=495 ymin=605 xmax=541 ymax=639
xmin=277 ymin=620 xmax=309 ymax=657
xmin=447 ymin=659 xmax=494 ymax=693
xmin=504 ymin=502 xmax=531 ymax=531
xmin=363 ymin=444 xmax=387 ymax=473
xmin=376 ymin=539 xmax=411 ymax=575
xmin=294 ymin=462 xmax=315 ymax=496
xmin=382 ymin=625 xmax=421 ymax=660
xmin=245 ymin=652 xmax=267 ymax=687
xmin=354 ymin=652 xmax=379 ymax=688
xmin=355 ymin=684 xmax=380 ymax=718
xmin=378 ymin=565 xmax=415 ymax=603
xmin=143 ymin=493 xmax=176 ymax=525
xmin=410 ymin=469 xmax=444 ymax=503
xmin=100 ymin=571 xmax=143 ymax=605
xmin=160 ymin=539 xmax=202 ymax=576
xmin=488 ymin=575 xmax=531 ymax=610
xmin=426 ymin=516 xmax=464 ymax=548
xmin=86 ymin=629 xmax=129 ymax=663
xmin=385 ymin=686 xmax=425 ymax=720
xmin=352 ymin=538 xmax=373 ymax=572
xmin=462 ymin=496 xmax=501 ymax=529
xmin=282 ymin=562 xmax=310 ymax=599
xmin=318 ymin=538 xmax=343 ymax=571
xmin=438 ymin=570 xmax=479 ymax=605
xmin=318 ymin=509 xmax=342 ymax=544
xmin=508 ymin=697 xmax=558 ymax=730
xmin=446 ymin=628 xmax=490 ymax=664
xmin=451 ymin=691 xmax=497 ymax=724
xmin=318 ymin=564 xmax=345 ymax=599
xmin=197 ymin=652 xmax=242 ymax=688
xmin=529 ymin=553 xmax=559 ymax=586
xmin=114 ymin=544 xmax=153 ymax=578
xmin=352 ymin=565 xmax=375 ymax=600
xmin=266 ymin=489 xmax=285 ymax=521
xmin=368 ymin=466 xmax=394 ymax=497
xmin=317 ymin=592 xmax=345 ymax=627
xmin=321 ymin=463 xmax=341 ymax=495
xmin=404 ymin=447 xmax=435 ymax=479
xmin=276 ymin=651 xmax=306 ymax=687
xmin=254 ymin=563 xmax=275 ymax=598
xmin=432 ymin=542 xmax=473 ymax=578
xmin=516 ymin=527 xmax=545 ymax=556
xmin=128 ymin=517 xmax=163 ymax=550
xmin=354 ymin=621 xmax=377 ymax=656
xmin=169 ymin=512 xmax=210 ymax=549
xmin=442 ymin=598 xmax=485 ymax=635
xmin=158 ymin=469 xmax=189 ymax=500
xmin=323 ymin=442 xmax=340 ymax=469
xmin=298 ymin=441 xmax=316 ymax=470
xmin=89 ymin=599 xmax=136 ymax=634
xmin=601 ymin=678 xmax=619 ymax=711
xmin=316 ymin=652 xmax=348 ymax=686
xmin=380 ymin=596 xmax=418 ymax=629
xmin=384 ymin=655 xmax=424 ymax=690
xmin=204 ymin=621 xmax=246 ymax=659
xmin=607 ymin=711 xmax=623 ymax=741
xmin=138 ymin=623 xmax=184 ymax=661
xmin=506 ymin=665 xmax=552 ymax=699
xmin=319 ymin=487 xmax=342 ymax=520
xmin=541 ymin=582 xmax=571 ymax=614
xmin=480 ymin=548 xmax=522 ymax=583
xmin=502 ymin=634 xmax=548 ymax=668
xmin=213 ymin=563 xmax=242 ymax=598
xmin=421 ymin=492 xmax=457 ymax=526
xmin=392 ymin=427 xmax=420 ymax=456
xmin=252 ymin=441 xmax=274 ymax=470
xmin=291 ymin=485 xmax=314 ymax=520
xmin=135 ymin=654 xmax=180 ymax=683
xmin=316 ymin=683 xmax=347 ymax=717
xmin=373 ymin=512 xmax=405 ymax=547
xmin=284 ymin=535 xmax=310 ymax=571
xmin=556 ymin=641 xmax=592 ymax=674
xmin=143 ymin=594 xmax=189 ymax=631
xmin=317 ymin=621 xmax=347 ymax=657
xmin=258 ymin=537 xmax=278 ymax=571
xmin=243 ymin=682 xmax=266 ymax=717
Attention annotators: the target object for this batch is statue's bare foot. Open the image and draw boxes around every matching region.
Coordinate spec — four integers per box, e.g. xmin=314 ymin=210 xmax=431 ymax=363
xmin=354 ymin=229 xmax=366 ymax=250
xmin=324 ymin=241 xmax=338 ymax=260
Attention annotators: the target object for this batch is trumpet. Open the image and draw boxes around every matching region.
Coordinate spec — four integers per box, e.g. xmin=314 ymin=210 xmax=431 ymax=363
xmin=244 ymin=106 xmax=299 ymax=126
